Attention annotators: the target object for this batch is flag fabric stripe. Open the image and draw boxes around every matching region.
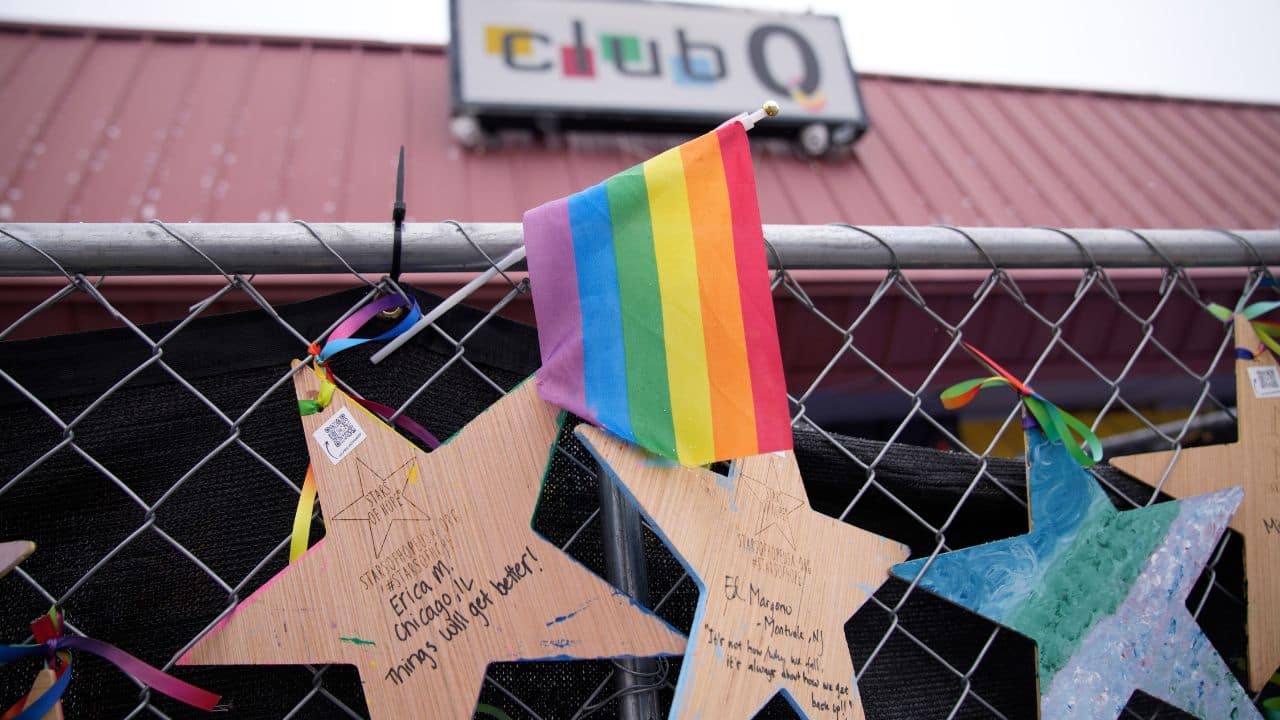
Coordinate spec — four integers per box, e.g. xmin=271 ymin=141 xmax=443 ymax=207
xmin=568 ymin=186 xmax=633 ymax=442
xmin=680 ymin=132 xmax=759 ymax=458
xmin=717 ymin=123 xmax=791 ymax=453
xmin=524 ymin=121 xmax=791 ymax=465
xmin=605 ymin=166 xmax=677 ymax=457
xmin=644 ymin=147 xmax=716 ymax=464
xmin=523 ymin=197 xmax=586 ymax=415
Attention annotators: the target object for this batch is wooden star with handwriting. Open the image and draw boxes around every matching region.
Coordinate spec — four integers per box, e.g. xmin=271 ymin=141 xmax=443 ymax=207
xmin=741 ymin=474 xmax=805 ymax=550
xmin=578 ymin=426 xmax=908 ymax=720
xmin=179 ymin=369 xmax=686 ymax=719
xmin=1112 ymin=314 xmax=1280 ymax=692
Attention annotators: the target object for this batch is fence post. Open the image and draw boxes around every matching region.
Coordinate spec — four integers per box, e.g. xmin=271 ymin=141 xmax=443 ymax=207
xmin=596 ymin=460 xmax=662 ymax=720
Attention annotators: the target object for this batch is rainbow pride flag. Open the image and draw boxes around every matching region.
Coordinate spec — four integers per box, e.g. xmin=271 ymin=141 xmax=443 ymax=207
xmin=523 ymin=121 xmax=790 ymax=465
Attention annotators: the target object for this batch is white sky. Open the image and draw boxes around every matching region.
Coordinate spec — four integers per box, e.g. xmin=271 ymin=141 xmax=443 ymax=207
xmin=1 ymin=0 xmax=1277 ymax=104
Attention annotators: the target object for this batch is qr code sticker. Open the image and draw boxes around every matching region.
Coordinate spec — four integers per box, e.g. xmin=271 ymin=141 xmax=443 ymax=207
xmin=313 ymin=406 xmax=368 ymax=463
xmin=1247 ymin=366 xmax=1280 ymax=399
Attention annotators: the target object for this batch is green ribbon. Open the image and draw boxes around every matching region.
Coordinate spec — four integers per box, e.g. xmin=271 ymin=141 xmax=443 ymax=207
xmin=941 ymin=343 xmax=1103 ymax=467
xmin=477 ymin=704 xmax=513 ymax=720
xmin=1208 ymin=300 xmax=1280 ymax=359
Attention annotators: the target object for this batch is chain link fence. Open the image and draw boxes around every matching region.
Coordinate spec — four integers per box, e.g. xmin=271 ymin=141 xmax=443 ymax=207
xmin=0 ymin=221 xmax=1277 ymax=719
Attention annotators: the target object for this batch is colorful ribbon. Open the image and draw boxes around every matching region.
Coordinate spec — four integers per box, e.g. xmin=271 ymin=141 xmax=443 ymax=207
xmin=1 ymin=609 xmax=220 ymax=717
xmin=317 ymin=294 xmax=423 ymax=361
xmin=290 ymin=292 xmax=441 ymax=563
xmin=297 ymin=375 xmax=336 ymax=416
xmin=306 ymin=361 xmax=441 ymax=451
xmin=2 ymin=608 xmax=67 ymax=720
xmin=941 ymin=342 xmax=1103 ymax=467
xmin=289 ymin=465 xmax=319 ymax=563
xmin=1208 ymin=301 xmax=1280 ymax=360
xmin=0 ymin=658 xmax=69 ymax=720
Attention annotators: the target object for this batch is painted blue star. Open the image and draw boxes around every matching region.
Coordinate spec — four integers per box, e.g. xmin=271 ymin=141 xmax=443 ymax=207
xmin=893 ymin=428 xmax=1260 ymax=720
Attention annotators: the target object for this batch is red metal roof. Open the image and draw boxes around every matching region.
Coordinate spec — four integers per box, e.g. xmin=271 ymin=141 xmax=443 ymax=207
xmin=0 ymin=24 xmax=1275 ymax=429
xmin=1 ymin=24 xmax=1278 ymax=227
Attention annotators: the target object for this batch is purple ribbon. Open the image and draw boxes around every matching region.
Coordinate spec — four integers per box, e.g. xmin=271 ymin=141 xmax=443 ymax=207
xmin=2 ymin=636 xmax=220 ymax=713
xmin=318 ymin=294 xmax=422 ymax=361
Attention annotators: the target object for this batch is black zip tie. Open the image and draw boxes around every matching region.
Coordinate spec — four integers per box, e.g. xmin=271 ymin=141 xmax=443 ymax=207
xmin=390 ymin=145 xmax=406 ymax=282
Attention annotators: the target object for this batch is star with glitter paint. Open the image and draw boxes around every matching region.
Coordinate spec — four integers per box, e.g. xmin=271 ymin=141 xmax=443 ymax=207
xmin=893 ymin=427 xmax=1261 ymax=720
xmin=1112 ymin=313 xmax=1280 ymax=692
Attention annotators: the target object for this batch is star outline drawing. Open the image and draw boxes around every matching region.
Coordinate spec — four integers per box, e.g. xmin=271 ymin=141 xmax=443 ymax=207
xmin=737 ymin=463 xmax=804 ymax=550
xmin=330 ymin=456 xmax=428 ymax=559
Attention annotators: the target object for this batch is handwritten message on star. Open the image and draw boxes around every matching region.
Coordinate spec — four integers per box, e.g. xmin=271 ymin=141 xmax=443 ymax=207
xmin=181 ymin=378 xmax=685 ymax=720
xmin=384 ymin=545 xmax=544 ymax=686
xmin=579 ymin=426 xmax=908 ymax=720
xmin=712 ymin=575 xmax=857 ymax=716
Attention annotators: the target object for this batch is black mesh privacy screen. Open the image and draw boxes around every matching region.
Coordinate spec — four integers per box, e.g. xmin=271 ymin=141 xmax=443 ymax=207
xmin=0 ymin=288 xmax=1244 ymax=719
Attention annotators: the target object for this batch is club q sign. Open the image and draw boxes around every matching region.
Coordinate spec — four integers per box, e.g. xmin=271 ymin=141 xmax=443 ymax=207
xmin=450 ymin=0 xmax=867 ymax=140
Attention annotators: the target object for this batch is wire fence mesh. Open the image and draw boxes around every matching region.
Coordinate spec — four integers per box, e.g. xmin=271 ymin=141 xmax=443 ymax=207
xmin=0 ymin=221 xmax=1276 ymax=719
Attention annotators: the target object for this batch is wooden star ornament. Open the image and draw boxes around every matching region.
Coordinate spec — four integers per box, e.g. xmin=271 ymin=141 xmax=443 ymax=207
xmin=179 ymin=369 xmax=686 ymax=719
xmin=0 ymin=540 xmax=35 ymax=579
xmin=894 ymin=427 xmax=1260 ymax=720
xmin=577 ymin=426 xmax=909 ymax=720
xmin=1112 ymin=314 xmax=1280 ymax=692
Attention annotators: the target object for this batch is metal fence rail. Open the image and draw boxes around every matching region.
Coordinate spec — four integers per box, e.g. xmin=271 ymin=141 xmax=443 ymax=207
xmin=1 ymin=224 xmax=1277 ymax=275
xmin=0 ymin=221 xmax=1275 ymax=720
